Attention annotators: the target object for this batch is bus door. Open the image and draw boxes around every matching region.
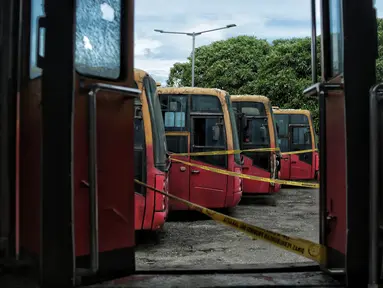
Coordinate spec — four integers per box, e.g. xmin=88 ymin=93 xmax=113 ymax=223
xmin=166 ymin=132 xmax=190 ymax=210
xmin=289 ymin=124 xmax=313 ymax=179
xmin=189 ymin=115 xmax=227 ymax=208
xmin=32 ymin=0 xmax=138 ymax=284
xmin=276 ymin=115 xmax=291 ymax=179
xmin=241 ymin=115 xmax=271 ymax=192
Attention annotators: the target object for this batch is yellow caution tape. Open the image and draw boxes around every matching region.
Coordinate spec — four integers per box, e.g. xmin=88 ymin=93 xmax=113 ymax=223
xmin=134 ymin=179 xmax=326 ymax=264
xmin=281 ymin=149 xmax=319 ymax=155
xmin=171 ymin=147 xmax=280 ymax=157
xmin=170 ymin=158 xmax=319 ymax=189
xmin=170 ymin=148 xmax=318 ymax=157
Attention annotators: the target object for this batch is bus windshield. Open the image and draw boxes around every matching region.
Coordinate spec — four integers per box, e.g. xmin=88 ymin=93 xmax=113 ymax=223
xmin=144 ymin=76 xmax=167 ymax=171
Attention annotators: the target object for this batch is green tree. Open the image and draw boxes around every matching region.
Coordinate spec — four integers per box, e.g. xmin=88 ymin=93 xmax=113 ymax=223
xmin=376 ymin=18 xmax=383 ymax=82
xmin=255 ymin=37 xmax=321 ymax=132
xmin=167 ymin=35 xmax=321 ymax=131
xmin=167 ymin=36 xmax=270 ymax=94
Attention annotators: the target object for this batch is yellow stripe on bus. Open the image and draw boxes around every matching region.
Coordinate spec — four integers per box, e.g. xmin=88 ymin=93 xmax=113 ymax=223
xmin=135 ymin=179 xmax=326 ymax=265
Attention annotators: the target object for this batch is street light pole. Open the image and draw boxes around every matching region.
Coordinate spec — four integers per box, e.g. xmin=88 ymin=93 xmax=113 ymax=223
xmin=191 ymin=33 xmax=196 ymax=87
xmin=154 ymin=24 xmax=237 ymax=87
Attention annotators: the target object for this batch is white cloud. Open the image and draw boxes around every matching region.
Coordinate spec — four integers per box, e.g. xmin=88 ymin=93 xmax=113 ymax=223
xmin=135 ymin=38 xmax=162 ymax=56
xmin=134 ymin=0 xmax=383 ymax=84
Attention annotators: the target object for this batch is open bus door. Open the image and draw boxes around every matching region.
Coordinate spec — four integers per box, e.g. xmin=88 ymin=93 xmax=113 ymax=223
xmin=288 ymin=124 xmax=313 ymax=179
xmin=304 ymin=0 xmax=377 ymax=285
xmin=7 ymin=0 xmax=140 ymax=286
xmin=189 ymin=116 xmax=228 ymax=208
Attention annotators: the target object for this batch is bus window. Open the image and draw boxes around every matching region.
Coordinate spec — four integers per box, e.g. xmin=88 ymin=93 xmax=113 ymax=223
xmin=275 ymin=114 xmax=289 ymax=152
xmin=290 ymin=114 xmax=309 ymax=124
xmin=167 ymin=135 xmax=188 ymax=154
xmin=291 ymin=126 xmax=312 ymax=151
xmin=144 ymin=76 xmax=167 ymax=171
xmin=190 ymin=95 xmax=226 ymax=167
xmin=161 ymin=95 xmax=188 ymax=131
xmin=192 ymin=117 xmax=226 ymax=167
xmin=75 ymin=0 xmax=122 ymax=79
xmin=191 ymin=95 xmax=221 ymax=112
xmin=329 ymin=0 xmax=344 ymax=77
xmin=30 ymin=0 xmax=44 ymax=79
xmin=244 ymin=118 xmax=270 ymax=145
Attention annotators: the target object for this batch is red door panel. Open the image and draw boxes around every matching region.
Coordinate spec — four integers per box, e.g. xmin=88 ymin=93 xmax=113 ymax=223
xmin=166 ymin=133 xmax=190 ymax=210
xmin=325 ymin=91 xmax=346 ymax=256
xmin=290 ymin=154 xmax=312 ymax=179
xmin=289 ymin=125 xmax=314 ymax=180
xmin=242 ymin=155 xmax=270 ymax=193
xmin=279 ymin=154 xmax=291 ymax=179
xmin=189 ymin=159 xmax=227 ymax=208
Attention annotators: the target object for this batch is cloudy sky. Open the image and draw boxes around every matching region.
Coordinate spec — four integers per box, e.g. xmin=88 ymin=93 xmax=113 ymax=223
xmin=134 ymin=0 xmax=383 ymax=85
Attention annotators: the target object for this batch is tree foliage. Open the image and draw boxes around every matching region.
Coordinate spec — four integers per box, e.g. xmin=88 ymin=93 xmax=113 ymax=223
xmin=376 ymin=18 xmax=383 ymax=82
xmin=167 ymin=19 xmax=383 ymax=133
xmin=167 ymin=36 xmax=270 ymax=94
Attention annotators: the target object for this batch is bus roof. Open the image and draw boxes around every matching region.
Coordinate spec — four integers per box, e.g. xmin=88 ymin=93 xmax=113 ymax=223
xmin=230 ymin=95 xmax=270 ymax=104
xmin=134 ymin=68 xmax=149 ymax=82
xmin=272 ymin=108 xmax=312 ymax=117
xmin=158 ymin=87 xmax=227 ymax=100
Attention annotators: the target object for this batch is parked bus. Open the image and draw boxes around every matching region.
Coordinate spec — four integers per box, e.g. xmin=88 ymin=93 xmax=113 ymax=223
xmin=272 ymin=107 xmax=319 ymax=180
xmin=158 ymin=87 xmax=242 ymax=210
xmin=231 ymin=95 xmax=281 ymax=195
xmin=133 ymin=69 xmax=169 ymax=231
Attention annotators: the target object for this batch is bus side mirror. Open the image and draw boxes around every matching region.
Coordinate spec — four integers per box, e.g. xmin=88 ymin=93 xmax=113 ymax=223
xmin=212 ymin=125 xmax=220 ymax=141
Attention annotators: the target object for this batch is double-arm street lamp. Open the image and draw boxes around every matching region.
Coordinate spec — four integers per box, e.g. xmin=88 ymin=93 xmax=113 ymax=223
xmin=154 ymin=24 xmax=237 ymax=87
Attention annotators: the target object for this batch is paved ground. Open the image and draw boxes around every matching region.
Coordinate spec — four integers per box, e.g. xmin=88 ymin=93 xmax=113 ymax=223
xmin=136 ymin=187 xmax=319 ymax=269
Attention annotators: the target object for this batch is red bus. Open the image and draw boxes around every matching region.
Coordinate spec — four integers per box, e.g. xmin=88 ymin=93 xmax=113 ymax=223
xmin=231 ymin=95 xmax=281 ymax=195
xmin=133 ymin=69 xmax=169 ymax=231
xmin=158 ymin=87 xmax=242 ymax=210
xmin=272 ymin=108 xmax=319 ymax=181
